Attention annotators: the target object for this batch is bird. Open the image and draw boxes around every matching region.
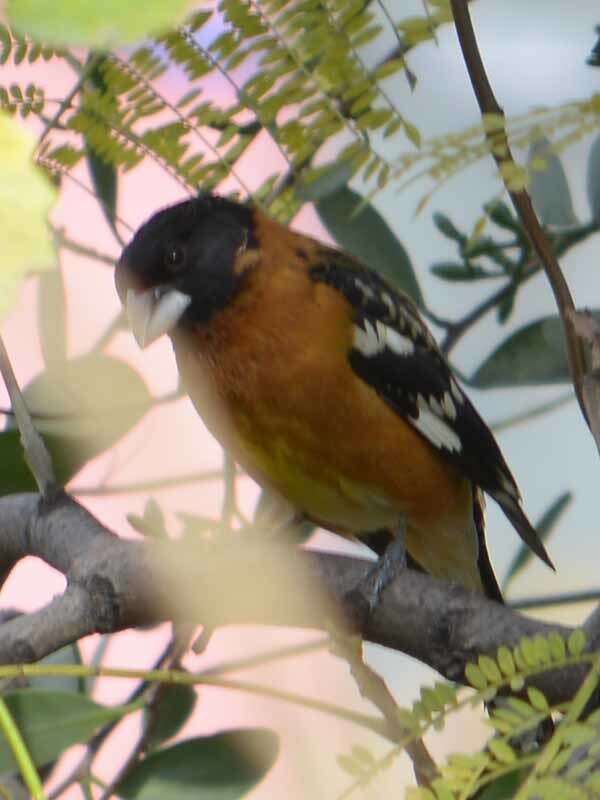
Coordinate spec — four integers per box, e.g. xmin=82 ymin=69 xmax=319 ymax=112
xmin=115 ymin=193 xmax=553 ymax=604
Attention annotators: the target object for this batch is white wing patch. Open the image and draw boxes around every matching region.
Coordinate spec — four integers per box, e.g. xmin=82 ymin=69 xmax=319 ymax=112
xmin=381 ymin=291 xmax=396 ymax=318
xmin=412 ymin=394 xmax=462 ymax=453
xmin=353 ymin=320 xmax=415 ymax=357
xmin=497 ymin=472 xmax=520 ymax=500
xmin=441 ymin=391 xmax=457 ymax=420
xmin=353 ymin=278 xmax=376 ymax=301
xmin=450 ymin=378 xmax=465 ymax=405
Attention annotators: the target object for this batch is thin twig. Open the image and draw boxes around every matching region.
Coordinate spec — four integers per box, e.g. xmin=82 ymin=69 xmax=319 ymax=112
xmin=0 ymin=397 xmax=171 ymax=423
xmin=71 ymin=469 xmax=225 ymax=497
xmin=450 ymin=0 xmax=588 ymax=425
xmin=92 ymin=311 xmax=126 ymax=353
xmin=374 ymin=0 xmax=416 ymax=89
xmin=329 ymin=631 xmax=437 ymax=786
xmin=513 ymin=653 xmax=600 ymax=799
xmin=97 ymin=629 xmax=195 ymax=800
xmin=0 ymin=337 xmax=56 ymax=497
xmin=511 ymin=589 xmax=600 ymax=612
xmin=440 ymin=221 xmax=598 ymax=355
xmin=0 ymin=697 xmax=47 ymax=799
xmin=200 ymin=637 xmax=329 ymax=677
xmin=570 ymin=310 xmax=600 ymax=453
xmin=441 ymin=269 xmax=533 ymax=355
xmin=36 ymin=57 xmax=89 ymax=153
xmin=53 ymin=228 xmax=117 ymax=266
xmin=221 ymin=452 xmax=237 ymax=525
xmin=490 ymin=391 xmax=574 ymax=434
xmin=48 ymin=633 xmax=186 ymax=800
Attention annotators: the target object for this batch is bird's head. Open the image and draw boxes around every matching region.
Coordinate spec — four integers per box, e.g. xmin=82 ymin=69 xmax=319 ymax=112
xmin=115 ymin=195 xmax=255 ymax=348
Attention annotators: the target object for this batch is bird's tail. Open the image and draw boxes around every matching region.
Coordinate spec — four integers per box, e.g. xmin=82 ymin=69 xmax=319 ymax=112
xmin=472 ymin=488 xmax=503 ymax=603
xmin=497 ymin=491 xmax=555 ymax=571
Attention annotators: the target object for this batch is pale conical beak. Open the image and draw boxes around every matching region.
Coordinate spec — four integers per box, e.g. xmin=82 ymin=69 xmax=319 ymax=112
xmin=125 ymin=287 xmax=192 ymax=348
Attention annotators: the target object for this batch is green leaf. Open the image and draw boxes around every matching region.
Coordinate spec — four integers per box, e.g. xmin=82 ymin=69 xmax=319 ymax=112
xmin=0 ymin=112 xmax=56 ymax=319
xmin=470 ymin=314 xmax=600 ymax=388
xmin=496 ymin=287 xmax=516 ymax=324
xmin=420 ymin=686 xmax=444 ymax=714
xmin=567 ymin=629 xmax=586 ymax=657
xmin=586 ymin=132 xmax=600 ymax=223
xmin=0 ymin=429 xmax=40 ymax=493
xmin=374 ymin=59 xmax=405 ymax=81
xmin=587 ymin=773 xmax=600 ymax=793
xmin=502 ymin=491 xmax=571 ymax=590
xmin=115 ymin=730 xmax=278 ymax=799
xmin=485 ymin=201 xmax=521 ymax=233
xmin=431 ymin=780 xmax=454 ymax=800
xmin=496 ymin=647 xmax=515 ymax=678
xmin=562 ymin=723 xmax=596 ymax=747
xmin=85 ymin=55 xmax=118 ymax=239
xmin=488 ymin=739 xmax=516 ymax=765
xmin=478 ymin=769 xmax=526 ymax=799
xmin=431 ymin=682 xmax=457 ymax=708
xmin=478 ymin=656 xmax=502 ymax=685
xmin=38 ymin=268 xmax=67 ymax=368
xmin=532 ymin=634 xmax=551 ymax=665
xmin=433 ymin=212 xmax=465 ymax=243
xmin=431 ymin=262 xmax=490 ymax=282
xmin=465 ymin=663 xmax=487 ymax=690
xmin=26 ymin=353 xmax=151 ymax=439
xmin=566 ymin=755 xmax=595 ymax=781
xmin=547 ymin=632 xmax=566 ymax=662
xmin=29 ymin=644 xmax=83 ymax=695
xmin=518 ymin=637 xmax=539 ymax=667
xmin=128 ymin=497 xmax=168 ymax=540
xmin=298 ymin=162 xmax=354 ymax=203
xmin=0 ymin=428 xmax=79 ymax=494
xmin=253 ymin=489 xmax=315 ymax=541
xmin=0 ymin=690 xmax=136 ymax=771
xmin=0 ymin=354 xmax=152 ymax=492
xmin=7 ymin=0 xmax=191 ymax=47
xmin=490 ymin=707 xmax=522 ymax=730
xmin=406 ymin=789 xmax=436 ymax=800
xmin=526 ymin=687 xmax=549 ymax=713
xmin=143 ymin=684 xmax=197 ymax=751
xmin=0 ymin=24 xmax=12 ymax=64
xmin=509 ymin=675 xmax=525 ymax=692
xmin=528 ymin=137 xmax=577 ymax=227
xmin=316 ymin=187 xmax=422 ymax=305
xmin=337 ymin=752 xmax=364 ymax=778
xmin=350 ymin=744 xmax=375 ymax=768
xmin=507 ymin=696 xmax=536 ymax=718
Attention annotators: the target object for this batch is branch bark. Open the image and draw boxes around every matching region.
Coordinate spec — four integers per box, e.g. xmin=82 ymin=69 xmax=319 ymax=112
xmin=0 ymin=491 xmax=597 ymax=709
xmin=450 ymin=0 xmax=589 ymax=426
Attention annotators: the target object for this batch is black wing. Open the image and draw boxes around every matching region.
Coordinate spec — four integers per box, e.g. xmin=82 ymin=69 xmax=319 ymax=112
xmin=310 ymin=253 xmax=553 ymax=570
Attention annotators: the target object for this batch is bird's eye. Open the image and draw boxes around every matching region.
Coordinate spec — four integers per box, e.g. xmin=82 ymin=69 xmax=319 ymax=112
xmin=164 ymin=245 xmax=185 ymax=272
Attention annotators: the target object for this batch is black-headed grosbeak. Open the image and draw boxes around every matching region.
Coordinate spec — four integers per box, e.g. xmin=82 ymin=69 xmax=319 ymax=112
xmin=115 ymin=194 xmax=553 ymax=603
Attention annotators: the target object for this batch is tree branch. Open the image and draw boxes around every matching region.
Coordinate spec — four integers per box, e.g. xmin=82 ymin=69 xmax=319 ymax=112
xmin=450 ymin=0 xmax=589 ymax=425
xmin=0 ymin=338 xmax=56 ymax=498
xmin=0 ymin=492 xmax=597 ymax=710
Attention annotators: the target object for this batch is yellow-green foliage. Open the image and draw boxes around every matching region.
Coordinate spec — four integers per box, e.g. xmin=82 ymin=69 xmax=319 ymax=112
xmin=337 ymin=631 xmax=600 ymax=800
xmin=1 ymin=2 xmax=600 ymax=218
xmin=0 ymin=2 xmax=419 ymax=219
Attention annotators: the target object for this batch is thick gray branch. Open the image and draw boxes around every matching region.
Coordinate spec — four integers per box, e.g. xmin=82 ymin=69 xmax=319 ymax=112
xmin=0 ymin=492 xmax=595 ymax=705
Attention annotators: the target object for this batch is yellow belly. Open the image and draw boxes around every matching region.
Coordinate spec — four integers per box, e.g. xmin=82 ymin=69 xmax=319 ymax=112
xmin=226 ymin=412 xmax=481 ymax=593
xmin=231 ymin=420 xmax=399 ymax=533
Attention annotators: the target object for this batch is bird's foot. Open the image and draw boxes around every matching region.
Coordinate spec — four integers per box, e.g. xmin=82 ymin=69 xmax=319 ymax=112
xmin=343 ymin=516 xmax=407 ymax=628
